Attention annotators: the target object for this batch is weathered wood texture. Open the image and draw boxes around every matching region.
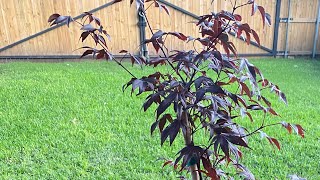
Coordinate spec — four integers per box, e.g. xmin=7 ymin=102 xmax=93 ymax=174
xmin=277 ymin=0 xmax=320 ymax=55
xmin=0 ymin=0 xmax=319 ymax=57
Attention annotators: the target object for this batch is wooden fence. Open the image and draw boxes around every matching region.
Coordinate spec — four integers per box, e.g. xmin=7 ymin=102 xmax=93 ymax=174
xmin=0 ymin=0 xmax=319 ymax=59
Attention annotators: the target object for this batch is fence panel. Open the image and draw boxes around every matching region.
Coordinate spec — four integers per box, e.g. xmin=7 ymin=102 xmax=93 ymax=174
xmin=0 ymin=0 xmax=319 ymax=58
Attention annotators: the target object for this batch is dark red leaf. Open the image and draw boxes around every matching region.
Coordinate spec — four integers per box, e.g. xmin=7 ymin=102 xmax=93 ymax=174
xmin=151 ymin=120 xmax=159 ymax=135
xmin=157 ymin=92 xmax=177 ymax=118
xmin=217 ymin=135 xmax=229 ymax=158
xmin=267 ymin=108 xmax=278 ymax=116
xmin=48 ymin=14 xmax=60 ymax=23
xmin=234 ymin=14 xmax=242 ymax=21
xmin=222 ymin=41 xmax=230 ymax=57
xmin=113 ymin=0 xmax=123 ymax=4
xmin=295 ymin=124 xmax=305 ymax=138
xmin=160 ymin=4 xmax=170 ymax=15
xmin=201 ymin=156 xmax=212 ymax=172
xmin=80 ymin=49 xmax=94 ymax=58
xmin=281 ymin=121 xmax=292 ymax=134
xmin=258 ymin=6 xmax=266 ymax=26
xmin=96 ymin=52 xmax=105 ymax=59
xmin=131 ymin=78 xmax=155 ymax=95
xmin=261 ymin=96 xmax=271 ymax=107
xmin=240 ymin=82 xmax=251 ymax=98
xmin=194 ymin=76 xmax=214 ymax=89
xmin=95 ymin=17 xmax=101 ymax=26
xmin=119 ymin=50 xmax=128 ymax=53
xmin=246 ymin=112 xmax=254 ymax=122
xmin=152 ymin=41 xmax=161 ymax=53
xmin=237 ymin=95 xmax=247 ymax=107
xmin=228 ymin=42 xmax=237 ymax=57
xmin=251 ymin=2 xmax=258 ymax=16
xmin=161 ymin=119 xmax=181 ymax=145
xmin=244 ymin=31 xmax=250 ymax=45
xmin=80 ymin=31 xmax=90 ymax=42
xmin=195 ymin=85 xmax=225 ymax=103
xmin=147 ymin=57 xmax=167 ymax=67
xmin=163 ymin=160 xmax=173 ymax=168
xmin=143 ymin=93 xmax=161 ymax=111
xmin=168 ymin=32 xmax=188 ymax=41
xmin=227 ymin=136 xmax=249 ymax=148
xmin=159 ymin=114 xmax=170 ymax=132
xmin=267 ymin=137 xmax=281 ymax=150
xmin=251 ymin=29 xmax=260 ymax=46
xmin=247 ymin=104 xmax=263 ymax=110
xmin=261 ymin=79 xmax=269 ymax=87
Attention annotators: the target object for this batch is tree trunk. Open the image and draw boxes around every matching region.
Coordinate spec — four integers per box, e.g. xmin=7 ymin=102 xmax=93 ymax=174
xmin=183 ymin=111 xmax=200 ymax=180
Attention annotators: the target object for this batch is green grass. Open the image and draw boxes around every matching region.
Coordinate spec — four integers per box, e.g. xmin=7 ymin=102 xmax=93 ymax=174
xmin=0 ymin=58 xmax=319 ymax=179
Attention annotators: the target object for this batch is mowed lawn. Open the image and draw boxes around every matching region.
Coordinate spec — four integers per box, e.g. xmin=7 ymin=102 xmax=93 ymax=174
xmin=0 ymin=58 xmax=319 ymax=179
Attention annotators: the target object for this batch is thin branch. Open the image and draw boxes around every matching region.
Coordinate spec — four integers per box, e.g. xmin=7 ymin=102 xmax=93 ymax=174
xmin=141 ymin=9 xmax=186 ymax=84
xmin=235 ymin=2 xmax=252 ymax=9
xmin=145 ymin=1 xmax=155 ymax=11
xmin=90 ymin=33 xmax=137 ymax=78
xmin=113 ymin=58 xmax=137 ymax=78
xmin=229 ymin=0 xmax=234 ymax=8
xmin=119 ymin=52 xmax=129 ymax=63
xmin=73 ymin=20 xmax=84 ymax=27
xmin=241 ymin=122 xmax=281 ymax=138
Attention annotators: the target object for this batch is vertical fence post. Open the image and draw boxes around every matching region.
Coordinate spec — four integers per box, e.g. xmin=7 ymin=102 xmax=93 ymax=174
xmin=284 ymin=0 xmax=292 ymax=58
xmin=138 ymin=8 xmax=148 ymax=59
xmin=273 ymin=0 xmax=282 ymax=57
xmin=312 ymin=0 xmax=320 ymax=59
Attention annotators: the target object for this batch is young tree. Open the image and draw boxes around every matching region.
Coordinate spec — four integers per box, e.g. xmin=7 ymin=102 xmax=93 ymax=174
xmin=49 ymin=0 xmax=304 ymax=179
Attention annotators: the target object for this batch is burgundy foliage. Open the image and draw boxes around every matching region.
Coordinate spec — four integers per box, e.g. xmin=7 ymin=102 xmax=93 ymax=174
xmin=49 ymin=0 xmax=304 ymax=179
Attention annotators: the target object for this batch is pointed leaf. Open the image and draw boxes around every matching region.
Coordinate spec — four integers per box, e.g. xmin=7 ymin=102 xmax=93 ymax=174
xmin=151 ymin=120 xmax=159 ymax=135
xmin=281 ymin=121 xmax=292 ymax=134
xmin=160 ymin=4 xmax=170 ymax=15
xmin=265 ymin=13 xmax=272 ymax=26
xmin=80 ymin=49 xmax=94 ymax=58
xmin=143 ymin=93 xmax=161 ymax=111
xmin=48 ymin=13 xmax=60 ymax=23
xmin=81 ymin=24 xmax=96 ymax=31
xmin=293 ymin=124 xmax=305 ymax=138
xmin=251 ymin=3 xmax=258 ymax=16
xmin=279 ymin=92 xmax=288 ymax=105
xmin=251 ymin=29 xmax=260 ymax=46
xmin=163 ymin=160 xmax=173 ymax=168
xmin=267 ymin=137 xmax=281 ymax=150
xmin=258 ymin=6 xmax=266 ymax=26
xmin=161 ymin=119 xmax=181 ymax=145
xmin=157 ymin=92 xmax=177 ymax=118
